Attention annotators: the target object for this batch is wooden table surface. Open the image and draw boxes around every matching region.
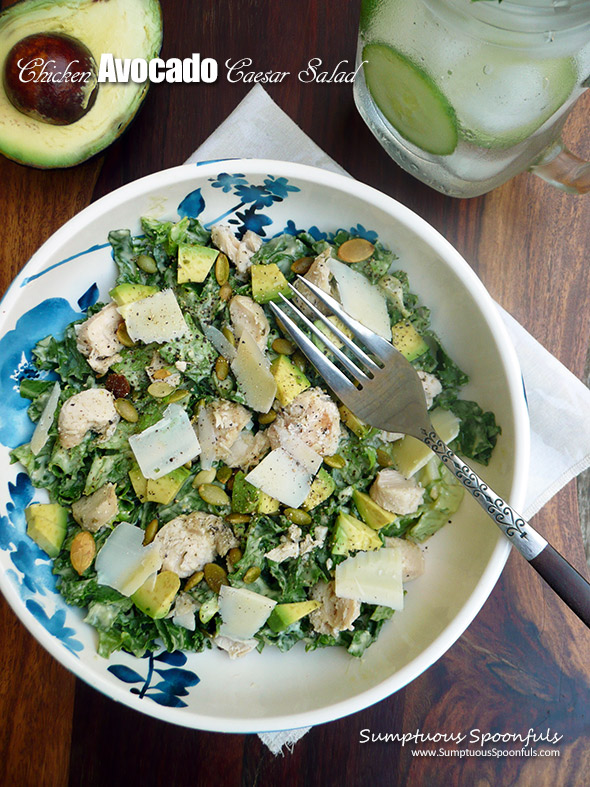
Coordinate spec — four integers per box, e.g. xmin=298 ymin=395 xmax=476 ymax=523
xmin=1 ymin=1 xmax=589 ymax=785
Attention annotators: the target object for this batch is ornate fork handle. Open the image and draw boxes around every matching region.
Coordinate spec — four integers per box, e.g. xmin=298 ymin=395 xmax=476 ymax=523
xmin=421 ymin=428 xmax=590 ymax=628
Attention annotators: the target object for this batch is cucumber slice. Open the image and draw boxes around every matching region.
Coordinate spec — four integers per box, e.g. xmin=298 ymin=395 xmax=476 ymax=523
xmin=444 ymin=53 xmax=577 ymax=150
xmin=362 ymin=43 xmax=458 ymax=156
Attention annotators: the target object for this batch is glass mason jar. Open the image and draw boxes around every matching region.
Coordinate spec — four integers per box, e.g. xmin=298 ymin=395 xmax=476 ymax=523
xmin=354 ymin=0 xmax=590 ymax=197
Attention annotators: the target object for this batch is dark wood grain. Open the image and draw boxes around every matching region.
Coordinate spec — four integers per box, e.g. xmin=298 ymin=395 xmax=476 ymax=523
xmin=1 ymin=1 xmax=590 ymax=785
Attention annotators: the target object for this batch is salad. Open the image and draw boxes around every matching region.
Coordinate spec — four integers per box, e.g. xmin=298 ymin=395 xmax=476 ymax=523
xmin=12 ymin=216 xmax=500 ymax=660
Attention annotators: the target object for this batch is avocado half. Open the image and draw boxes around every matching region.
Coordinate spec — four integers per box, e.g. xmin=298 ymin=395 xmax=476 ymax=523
xmin=0 ymin=0 xmax=163 ymax=168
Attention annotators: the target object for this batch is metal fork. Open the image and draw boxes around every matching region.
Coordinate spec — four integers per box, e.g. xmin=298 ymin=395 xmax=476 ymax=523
xmin=270 ymin=276 xmax=590 ymax=628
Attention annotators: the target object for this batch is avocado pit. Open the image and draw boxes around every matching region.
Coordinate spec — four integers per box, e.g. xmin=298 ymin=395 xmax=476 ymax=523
xmin=3 ymin=32 xmax=98 ymax=125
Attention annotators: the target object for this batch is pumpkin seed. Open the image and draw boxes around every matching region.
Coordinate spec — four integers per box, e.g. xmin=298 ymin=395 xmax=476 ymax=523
xmin=291 ymin=256 xmax=314 ymax=275
xmin=70 ymin=531 xmax=96 ymax=575
xmin=292 ymin=350 xmax=307 ymax=371
xmin=376 ymin=448 xmax=394 ymax=467
xmin=143 ymin=518 xmax=159 ymax=545
xmin=219 ymin=283 xmax=232 ymax=302
xmin=114 ymin=398 xmax=138 ymax=423
xmin=192 ymin=468 xmax=217 ymax=487
xmin=258 ymin=410 xmax=277 ymax=425
xmin=169 ymin=388 xmax=190 ymax=403
xmin=136 ymin=253 xmax=158 ymax=273
xmin=227 ymin=547 xmax=242 ymax=568
xmin=152 ymin=368 xmax=171 ymax=379
xmin=216 ymin=466 xmax=232 ymax=484
xmin=337 ymin=238 xmax=375 ymax=263
xmin=222 ymin=326 xmax=236 ymax=346
xmin=243 ymin=566 xmax=261 ymax=584
xmin=284 ymin=508 xmax=312 ymax=526
xmin=204 ymin=562 xmax=228 ymax=593
xmin=324 ymin=454 xmax=346 ymax=469
xmin=215 ymin=253 xmax=230 ymax=285
xmin=215 ymin=356 xmax=229 ymax=381
xmin=148 ymin=381 xmax=175 ymax=398
xmin=116 ymin=322 xmax=135 ymax=348
xmin=199 ymin=483 xmax=230 ymax=507
xmin=184 ymin=570 xmax=204 ymax=591
xmin=272 ymin=338 xmax=295 ymax=355
xmin=226 ymin=512 xmax=251 ymax=525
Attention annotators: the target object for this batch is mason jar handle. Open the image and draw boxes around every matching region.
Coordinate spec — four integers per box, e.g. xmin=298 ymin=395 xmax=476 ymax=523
xmin=530 ymin=139 xmax=590 ymax=195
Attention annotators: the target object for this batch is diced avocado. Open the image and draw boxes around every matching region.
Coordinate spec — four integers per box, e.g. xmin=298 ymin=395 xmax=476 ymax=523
xmin=129 ymin=464 xmax=190 ymax=505
xmin=258 ymin=490 xmax=280 ymax=514
xmin=339 ymin=404 xmax=371 ymax=439
xmin=232 ymin=471 xmax=260 ymax=514
xmin=131 ymin=570 xmax=180 ymax=619
xmin=109 ymin=283 xmax=158 ymax=307
xmin=302 ymin=468 xmax=336 ymax=511
xmin=418 ymin=456 xmax=441 ymax=487
xmin=352 ymin=489 xmax=397 ymax=530
xmin=270 ymin=355 xmax=310 ymax=406
xmin=267 ymin=600 xmax=320 ymax=632
xmin=311 ymin=316 xmax=353 ymax=352
xmin=331 ymin=511 xmax=382 ymax=556
xmin=146 ymin=466 xmax=191 ymax=505
xmin=391 ymin=408 xmax=460 ymax=477
xmin=25 ymin=503 xmax=67 ymax=558
xmin=408 ymin=465 xmax=464 ymax=543
xmin=391 ymin=320 xmax=428 ymax=361
xmin=251 ymin=263 xmax=291 ymax=303
xmin=177 ymin=243 xmax=219 ymax=284
xmin=129 ymin=464 xmax=148 ymax=502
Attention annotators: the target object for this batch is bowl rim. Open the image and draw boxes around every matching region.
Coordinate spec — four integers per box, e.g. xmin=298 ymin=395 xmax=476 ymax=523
xmin=0 ymin=159 xmax=530 ymax=733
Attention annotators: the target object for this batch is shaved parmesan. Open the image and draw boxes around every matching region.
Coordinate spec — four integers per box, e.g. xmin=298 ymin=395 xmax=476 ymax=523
xmin=120 ymin=289 xmax=188 ymax=344
xmin=202 ymin=324 xmax=236 ymax=362
xmin=196 ymin=406 xmax=216 ymax=470
xmin=231 ymin=330 xmax=277 ymax=413
xmin=30 ymin=381 xmax=61 ymax=456
xmin=328 ymin=259 xmax=391 ymax=340
xmin=271 ymin=427 xmax=322 ymax=474
xmin=335 ymin=548 xmax=404 ymax=609
xmin=129 ymin=403 xmax=200 ymax=480
xmin=95 ymin=522 xmax=162 ymax=596
xmin=218 ymin=585 xmax=276 ymax=640
xmin=245 ymin=447 xmax=313 ymax=508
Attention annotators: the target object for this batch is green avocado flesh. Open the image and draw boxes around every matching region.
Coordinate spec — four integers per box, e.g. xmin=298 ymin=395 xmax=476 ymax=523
xmin=362 ymin=42 xmax=458 ymax=156
xmin=0 ymin=0 xmax=162 ymax=168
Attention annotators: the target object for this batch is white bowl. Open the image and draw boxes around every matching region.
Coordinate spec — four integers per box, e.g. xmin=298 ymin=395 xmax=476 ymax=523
xmin=0 ymin=160 xmax=529 ymax=733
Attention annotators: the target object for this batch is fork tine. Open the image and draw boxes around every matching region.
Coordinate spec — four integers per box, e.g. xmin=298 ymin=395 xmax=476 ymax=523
xmin=277 ymin=293 xmax=371 ymax=384
xmin=287 ymin=282 xmax=380 ymax=373
xmin=294 ymin=276 xmax=395 ymax=362
xmin=269 ymin=302 xmax=357 ymax=396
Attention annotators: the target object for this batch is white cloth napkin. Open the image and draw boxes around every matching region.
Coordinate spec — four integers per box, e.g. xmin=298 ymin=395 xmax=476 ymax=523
xmin=186 ymin=85 xmax=590 ymax=754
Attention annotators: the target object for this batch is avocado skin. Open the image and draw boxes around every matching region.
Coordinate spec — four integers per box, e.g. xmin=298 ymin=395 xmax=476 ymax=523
xmin=0 ymin=0 xmax=163 ymax=168
xmin=25 ymin=502 xmax=67 ymax=557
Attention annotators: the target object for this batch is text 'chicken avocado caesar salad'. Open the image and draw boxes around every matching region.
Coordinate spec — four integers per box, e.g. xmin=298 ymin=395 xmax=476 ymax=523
xmin=12 ymin=216 xmax=500 ymax=660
